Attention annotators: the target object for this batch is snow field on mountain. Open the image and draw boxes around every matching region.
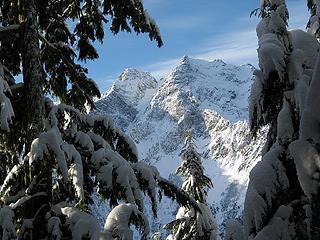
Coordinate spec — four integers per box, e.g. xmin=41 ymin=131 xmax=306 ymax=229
xmin=93 ymin=56 xmax=267 ymax=237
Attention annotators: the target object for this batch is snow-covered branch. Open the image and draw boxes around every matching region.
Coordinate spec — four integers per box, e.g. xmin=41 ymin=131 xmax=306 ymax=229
xmin=9 ymin=192 xmax=47 ymax=209
xmin=0 ymin=24 xmax=19 ymax=41
xmin=0 ymin=206 xmax=16 ymax=240
xmin=244 ymin=0 xmax=320 ymax=239
xmin=102 ymin=204 xmax=149 ymax=240
xmin=0 ymin=65 xmax=14 ymax=132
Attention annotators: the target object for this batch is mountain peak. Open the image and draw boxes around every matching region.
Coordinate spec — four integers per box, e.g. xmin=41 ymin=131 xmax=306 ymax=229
xmin=176 ymin=56 xmax=230 ymax=74
xmin=120 ymin=68 xmax=138 ymax=78
xmin=112 ymin=68 xmax=156 ymax=89
xmin=181 ymin=55 xmax=190 ymax=64
xmin=151 ymin=57 xmax=255 ymax=122
xmin=179 ymin=56 xmax=206 ymax=66
xmin=93 ymin=57 xmax=265 ymax=235
xmin=211 ymin=58 xmax=226 ymax=65
xmin=94 ymin=68 xmax=158 ymax=128
xmin=118 ymin=68 xmax=154 ymax=82
xmin=106 ymin=69 xmax=157 ymax=105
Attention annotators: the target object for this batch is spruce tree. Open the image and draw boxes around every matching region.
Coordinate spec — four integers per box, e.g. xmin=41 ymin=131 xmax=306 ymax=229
xmin=165 ymin=131 xmax=219 ymax=240
xmin=0 ymin=0 xmax=163 ymax=169
xmin=238 ymin=0 xmax=320 ymax=239
xmin=0 ymin=1 xmax=201 ymax=239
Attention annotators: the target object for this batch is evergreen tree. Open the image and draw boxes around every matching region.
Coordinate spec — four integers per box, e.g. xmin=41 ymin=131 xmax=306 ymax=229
xmin=0 ymin=0 xmax=163 ymax=174
xmin=0 ymin=1 xmax=201 ymax=239
xmin=235 ymin=0 xmax=320 ymax=239
xmin=165 ymin=131 xmax=219 ymax=240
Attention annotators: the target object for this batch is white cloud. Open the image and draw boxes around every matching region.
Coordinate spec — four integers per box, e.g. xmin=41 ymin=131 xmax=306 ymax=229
xmin=158 ymin=14 xmax=209 ymax=30
xmin=194 ymin=30 xmax=258 ymax=65
xmin=142 ymin=58 xmax=181 ymax=79
xmin=140 ymin=28 xmax=259 ymax=79
xmin=93 ymin=74 xmax=118 ymax=93
xmin=96 ymin=0 xmax=311 ymax=90
xmin=141 ymin=2 xmax=310 ymax=79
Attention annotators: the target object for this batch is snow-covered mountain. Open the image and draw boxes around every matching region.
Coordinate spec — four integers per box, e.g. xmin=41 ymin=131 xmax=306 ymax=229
xmin=93 ymin=56 xmax=266 ymax=238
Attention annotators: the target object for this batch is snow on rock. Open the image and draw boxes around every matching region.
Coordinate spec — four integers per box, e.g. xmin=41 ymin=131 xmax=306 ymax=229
xmin=149 ymin=56 xmax=253 ymax=122
xmin=114 ymin=69 xmax=157 ymax=104
xmin=94 ymin=69 xmax=158 ymax=128
xmin=93 ymin=56 xmax=266 ymax=237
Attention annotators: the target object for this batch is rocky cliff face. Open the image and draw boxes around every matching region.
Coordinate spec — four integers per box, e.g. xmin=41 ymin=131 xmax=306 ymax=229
xmin=94 ymin=68 xmax=158 ymax=129
xmin=93 ymin=56 xmax=266 ymax=237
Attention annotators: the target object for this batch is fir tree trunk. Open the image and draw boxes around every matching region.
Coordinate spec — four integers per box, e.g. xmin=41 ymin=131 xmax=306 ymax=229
xmin=21 ymin=0 xmax=45 ymax=150
xmin=310 ymin=195 xmax=320 ymax=240
xmin=21 ymin=1 xmax=49 ymax=238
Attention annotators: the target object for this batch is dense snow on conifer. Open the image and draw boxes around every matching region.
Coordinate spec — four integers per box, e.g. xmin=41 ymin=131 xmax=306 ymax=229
xmin=242 ymin=1 xmax=320 ymax=239
xmin=93 ymin=56 xmax=266 ymax=237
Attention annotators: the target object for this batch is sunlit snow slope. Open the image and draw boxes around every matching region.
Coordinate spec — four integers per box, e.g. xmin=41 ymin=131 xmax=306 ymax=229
xmin=93 ymin=56 xmax=266 ymax=237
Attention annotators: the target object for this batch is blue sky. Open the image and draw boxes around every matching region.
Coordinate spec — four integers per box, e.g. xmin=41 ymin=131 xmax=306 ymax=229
xmin=84 ymin=0 xmax=309 ymax=92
